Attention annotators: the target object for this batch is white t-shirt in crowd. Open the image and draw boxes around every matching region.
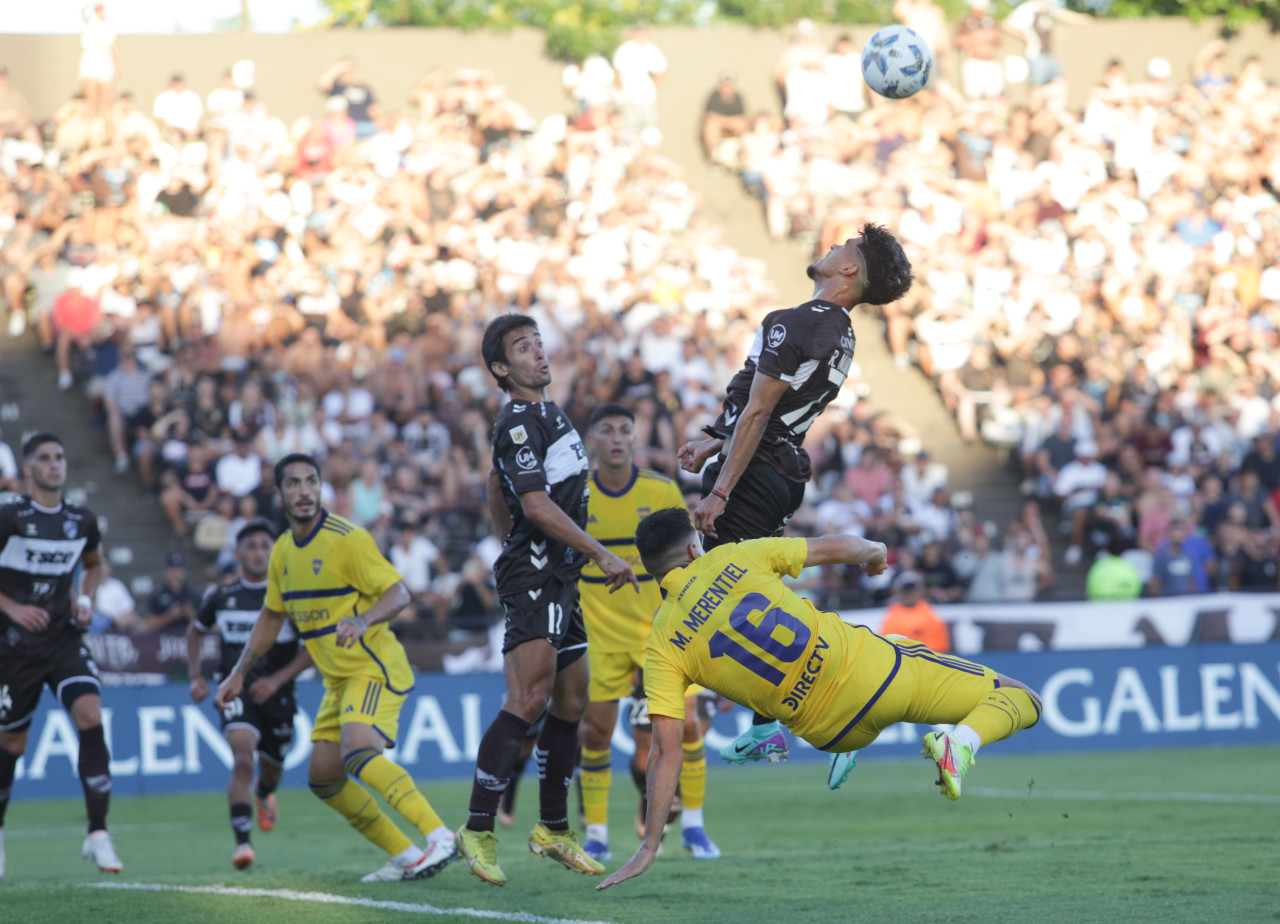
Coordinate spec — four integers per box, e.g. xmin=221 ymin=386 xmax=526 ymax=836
xmin=612 ymin=39 xmax=667 ymax=106
xmin=390 ymin=536 xmax=442 ymax=594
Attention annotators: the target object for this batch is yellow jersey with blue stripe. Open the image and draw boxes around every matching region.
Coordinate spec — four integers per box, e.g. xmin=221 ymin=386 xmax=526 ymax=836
xmin=580 ymin=466 xmax=687 ymax=654
xmin=265 ymin=510 xmax=413 ymax=693
xmin=644 ymin=537 xmax=903 ymax=750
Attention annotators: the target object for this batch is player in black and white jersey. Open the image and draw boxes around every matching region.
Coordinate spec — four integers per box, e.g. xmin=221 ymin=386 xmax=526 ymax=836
xmin=677 ymin=225 xmax=913 ymax=768
xmin=456 ymin=313 xmax=639 ymax=887
xmin=187 ymin=518 xmax=312 ymax=870
xmin=0 ymin=433 xmax=120 ymax=876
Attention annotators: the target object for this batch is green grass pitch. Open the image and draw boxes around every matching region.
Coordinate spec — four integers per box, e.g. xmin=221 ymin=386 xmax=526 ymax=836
xmin=3 ymin=746 xmax=1278 ymax=923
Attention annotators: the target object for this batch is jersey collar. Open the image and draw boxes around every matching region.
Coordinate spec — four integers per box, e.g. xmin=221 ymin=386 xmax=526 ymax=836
xmin=592 ymin=465 xmax=638 ymax=498
xmin=30 ymin=498 xmax=64 ymax=514
xmin=295 ymin=509 xmax=328 ymax=548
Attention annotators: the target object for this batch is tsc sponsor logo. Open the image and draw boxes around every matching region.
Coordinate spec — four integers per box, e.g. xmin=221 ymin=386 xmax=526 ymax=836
xmin=25 ymin=549 xmax=75 ymax=566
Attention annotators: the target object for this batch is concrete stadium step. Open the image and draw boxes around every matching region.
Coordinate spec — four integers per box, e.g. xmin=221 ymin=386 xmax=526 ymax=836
xmin=0 ymin=331 xmax=179 ymax=598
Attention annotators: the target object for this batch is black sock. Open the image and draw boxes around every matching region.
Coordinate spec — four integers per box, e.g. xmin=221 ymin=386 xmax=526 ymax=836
xmin=499 ymin=753 xmax=528 ymax=817
xmin=535 ymin=714 xmax=579 ymax=832
xmin=231 ymin=802 xmax=253 ymax=845
xmin=78 ymin=725 xmax=111 ymax=833
xmin=0 ymin=746 xmax=18 ymax=828
xmin=752 ymin=712 xmax=775 ymax=726
xmin=255 ymin=778 xmax=276 ymax=799
xmin=467 ymin=710 xmax=531 ymax=833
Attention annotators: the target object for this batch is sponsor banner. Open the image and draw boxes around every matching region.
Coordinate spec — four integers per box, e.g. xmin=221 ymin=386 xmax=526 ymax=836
xmin=9 ymin=642 xmax=1280 ymax=798
xmin=847 ymin=592 xmax=1280 ymax=653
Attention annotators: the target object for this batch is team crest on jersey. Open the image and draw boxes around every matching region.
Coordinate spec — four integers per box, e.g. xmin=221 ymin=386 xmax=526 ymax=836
xmin=312 ymin=559 xmax=322 ymax=575
xmin=767 ymin=324 xmax=787 ymax=349
xmin=516 ymin=447 xmax=538 ymax=471
xmin=509 ymin=425 xmax=528 ymax=445
xmin=63 ymin=520 xmax=78 ymax=539
xmin=24 ymin=523 xmax=36 ymax=536
xmin=637 ymin=507 xmax=651 ymax=517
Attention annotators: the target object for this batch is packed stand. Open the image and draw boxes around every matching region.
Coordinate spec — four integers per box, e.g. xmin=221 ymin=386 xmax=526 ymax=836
xmin=707 ymin=12 xmax=1280 ymax=595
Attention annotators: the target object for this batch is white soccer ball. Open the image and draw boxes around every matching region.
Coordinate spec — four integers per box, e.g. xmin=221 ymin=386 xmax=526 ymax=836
xmin=861 ymin=25 xmax=933 ymax=99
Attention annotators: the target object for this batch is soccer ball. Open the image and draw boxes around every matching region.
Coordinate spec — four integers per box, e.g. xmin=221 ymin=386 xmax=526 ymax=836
xmin=861 ymin=25 xmax=933 ymax=99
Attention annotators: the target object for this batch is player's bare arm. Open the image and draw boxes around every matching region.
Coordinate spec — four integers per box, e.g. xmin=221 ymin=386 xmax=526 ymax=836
xmin=486 ymin=466 xmax=513 ymax=539
xmin=248 ymin=645 xmax=314 ymax=703
xmin=803 ymin=535 xmax=889 ymax=576
xmin=694 ymin=372 xmax=790 ymax=537
xmin=215 ymin=606 xmax=286 ymax=708
xmin=596 ymin=713 xmax=683 ymax=890
xmin=186 ymin=619 xmax=210 ymax=701
xmin=74 ymin=546 xmax=103 ymax=629
xmin=0 ymin=589 xmax=50 ymax=632
xmin=520 ymin=490 xmax=641 ymax=593
xmin=334 ymin=580 xmax=410 ymax=648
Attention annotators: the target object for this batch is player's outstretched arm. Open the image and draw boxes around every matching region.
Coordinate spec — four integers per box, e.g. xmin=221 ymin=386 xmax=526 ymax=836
xmin=803 ymin=535 xmax=889 ymax=576
xmin=694 ymin=372 xmax=788 ymax=537
xmin=596 ymin=714 xmax=683 ymax=891
xmin=215 ymin=607 xmax=287 ymax=708
xmin=520 ymin=491 xmax=640 ymax=593
xmin=335 ymin=580 xmax=411 ymax=648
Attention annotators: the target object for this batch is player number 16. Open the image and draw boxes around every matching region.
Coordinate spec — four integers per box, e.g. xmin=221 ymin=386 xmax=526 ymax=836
xmin=707 ymin=592 xmax=811 ymax=686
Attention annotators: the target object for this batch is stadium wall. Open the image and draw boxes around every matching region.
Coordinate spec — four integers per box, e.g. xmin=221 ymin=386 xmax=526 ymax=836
xmin=12 ymin=641 xmax=1280 ymax=798
xmin=1 ymin=20 xmax=1279 ymax=170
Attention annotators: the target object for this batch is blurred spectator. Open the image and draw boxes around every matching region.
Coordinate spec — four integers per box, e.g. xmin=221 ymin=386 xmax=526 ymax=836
xmin=893 ymin=0 xmax=952 ymax=83
xmin=561 ymin=53 xmax=615 ymax=114
xmin=823 ymin=34 xmax=867 ymax=120
xmin=102 ymin=344 xmax=151 ymax=474
xmin=90 ymin=559 xmax=139 ymax=633
xmin=1055 ymin=440 xmax=1108 ymax=565
xmin=917 ymin=534 xmax=964 ymax=602
xmin=612 ymin=25 xmax=667 ymax=132
xmin=702 ymin=72 xmax=748 ymax=167
xmin=52 ymin=269 xmax=99 ymax=391
xmin=144 ymin=551 xmax=198 ymax=633
xmin=0 ymin=427 xmax=19 ymax=495
xmin=881 ymin=570 xmax=950 ymax=652
xmin=773 ymin=17 xmax=824 ymax=110
xmin=955 ymin=0 xmax=1003 ymax=100
xmin=78 ymin=1 xmax=118 ymax=119
xmin=159 ymin=441 xmax=220 ymax=536
xmin=151 ymin=73 xmax=203 ymax=138
xmin=388 ymin=519 xmax=449 ymax=638
xmin=317 ymin=57 xmax=379 ymax=139
xmin=1228 ymin=529 xmax=1280 ymax=592
xmin=1147 ymin=516 xmax=1215 ymax=597
xmin=215 ymin=433 xmax=263 ymax=500
xmin=1004 ymin=0 xmax=1092 ymax=101
xmin=901 ymin=448 xmax=948 ymax=505
xmin=1086 ymin=539 xmax=1144 ymax=601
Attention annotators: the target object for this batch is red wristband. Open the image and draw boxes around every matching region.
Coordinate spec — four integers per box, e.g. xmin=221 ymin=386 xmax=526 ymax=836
xmin=711 ymin=488 xmax=729 ymax=502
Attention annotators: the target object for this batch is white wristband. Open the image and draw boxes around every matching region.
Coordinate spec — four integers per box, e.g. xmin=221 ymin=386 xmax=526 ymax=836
xmin=77 ymin=594 xmax=93 ymax=611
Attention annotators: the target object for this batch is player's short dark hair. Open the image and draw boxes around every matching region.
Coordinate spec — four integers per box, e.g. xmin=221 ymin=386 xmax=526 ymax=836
xmin=481 ymin=313 xmax=538 ymax=393
xmin=22 ymin=432 xmax=63 ymax=460
xmin=274 ymin=453 xmax=320 ymax=489
xmin=635 ymin=507 xmax=697 ymax=576
xmin=236 ymin=517 xmax=277 ymax=545
xmin=589 ymin=403 xmax=635 ymax=428
xmin=858 ymin=222 xmax=914 ymax=306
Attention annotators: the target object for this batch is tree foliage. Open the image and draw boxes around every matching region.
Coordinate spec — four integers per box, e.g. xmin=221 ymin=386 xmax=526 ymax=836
xmin=315 ymin=0 xmax=1280 ymax=57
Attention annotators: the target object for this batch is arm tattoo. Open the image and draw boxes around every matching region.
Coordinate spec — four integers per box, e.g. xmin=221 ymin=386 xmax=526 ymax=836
xmin=235 ymin=648 xmax=263 ymax=677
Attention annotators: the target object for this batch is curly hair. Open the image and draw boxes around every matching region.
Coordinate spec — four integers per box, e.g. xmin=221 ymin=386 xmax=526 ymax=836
xmin=858 ymin=222 xmax=914 ymax=306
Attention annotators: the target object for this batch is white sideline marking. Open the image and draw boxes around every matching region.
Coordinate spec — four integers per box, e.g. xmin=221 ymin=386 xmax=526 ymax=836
xmin=967 ymin=787 xmax=1280 ymax=806
xmin=82 ymin=882 xmax=618 ymax=924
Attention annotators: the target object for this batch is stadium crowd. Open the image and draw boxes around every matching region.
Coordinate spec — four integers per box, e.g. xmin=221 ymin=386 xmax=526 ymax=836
xmin=706 ymin=11 xmax=1280 ymax=596
xmin=2 ymin=12 xmax=1277 ymax=650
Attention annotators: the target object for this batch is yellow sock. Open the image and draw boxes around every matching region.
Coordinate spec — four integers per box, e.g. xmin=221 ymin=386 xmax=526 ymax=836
xmin=679 ymin=741 xmax=706 ymax=812
xmin=343 ymin=748 xmax=445 ymax=836
xmin=579 ymin=747 xmax=612 ymax=827
xmin=958 ymin=687 xmax=1042 ymax=747
xmin=309 ymin=776 xmax=412 ymax=856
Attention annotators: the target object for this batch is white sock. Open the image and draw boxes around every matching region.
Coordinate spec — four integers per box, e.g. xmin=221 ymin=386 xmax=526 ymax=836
xmin=952 ymin=724 xmax=983 ymax=756
xmin=392 ymin=844 xmax=425 ymax=867
xmin=585 ymin=823 xmax=608 ymax=844
xmin=681 ymin=808 xmax=704 ymax=829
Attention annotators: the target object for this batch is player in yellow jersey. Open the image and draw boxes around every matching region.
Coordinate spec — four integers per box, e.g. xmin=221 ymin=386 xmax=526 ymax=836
xmin=597 ymin=508 xmax=1042 ymax=890
xmin=215 ymin=454 xmax=458 ymax=882
xmin=578 ymin=404 xmax=721 ymax=863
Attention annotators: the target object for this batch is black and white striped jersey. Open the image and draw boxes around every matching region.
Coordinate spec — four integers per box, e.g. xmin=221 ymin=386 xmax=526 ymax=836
xmin=194 ymin=577 xmax=299 ymax=687
xmin=706 ymin=299 xmax=856 ymax=483
xmin=0 ymin=495 xmax=101 ymax=657
xmin=491 ymin=399 xmax=590 ymax=593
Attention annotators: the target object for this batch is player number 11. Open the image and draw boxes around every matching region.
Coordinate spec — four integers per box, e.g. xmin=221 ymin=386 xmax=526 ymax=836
xmin=707 ymin=592 xmax=811 ymax=686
